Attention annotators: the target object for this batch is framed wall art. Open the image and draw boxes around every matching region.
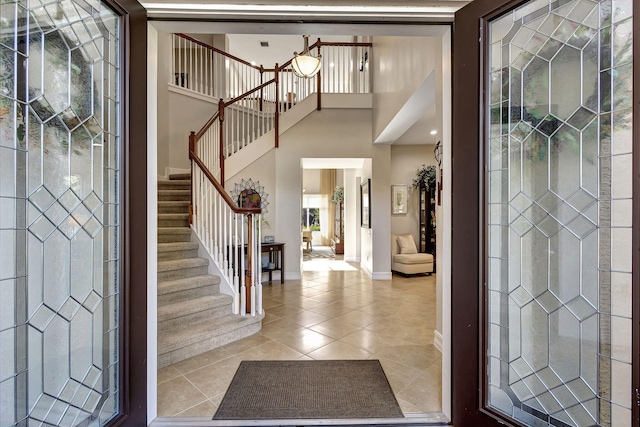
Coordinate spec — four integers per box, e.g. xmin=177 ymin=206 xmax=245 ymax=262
xmin=361 ymin=179 xmax=371 ymax=228
xmin=391 ymin=184 xmax=408 ymax=215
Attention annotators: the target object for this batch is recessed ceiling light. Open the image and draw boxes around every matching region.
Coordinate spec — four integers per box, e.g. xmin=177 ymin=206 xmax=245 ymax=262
xmin=251 ymin=61 xmax=256 ymax=66
xmin=330 ymin=62 xmax=335 ymax=67
xmin=430 ymin=130 xmax=437 ymax=135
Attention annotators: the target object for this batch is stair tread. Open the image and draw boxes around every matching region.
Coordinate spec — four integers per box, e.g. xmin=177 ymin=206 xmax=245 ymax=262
xmin=157 ymin=241 xmax=199 ymax=252
xmin=158 ymin=179 xmax=191 ymax=185
xmin=158 ymin=201 xmax=190 ymax=205
xmin=170 ymin=173 xmax=191 ymax=180
xmin=158 ymin=257 xmax=208 ymax=272
xmin=158 ymin=313 xmax=262 ymax=351
xmin=158 ymin=227 xmax=191 ymax=234
xmin=158 ymin=189 xmax=191 ymax=194
xmin=159 ymin=294 xmax=232 ymax=318
xmin=158 ymin=213 xmax=189 ymax=218
xmin=158 ymin=275 xmax=220 ymax=295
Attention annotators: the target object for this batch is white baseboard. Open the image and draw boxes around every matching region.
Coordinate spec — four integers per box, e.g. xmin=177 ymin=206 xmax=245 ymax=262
xmin=361 ymin=263 xmax=372 ymax=278
xmin=284 ymin=272 xmax=301 ymax=281
xmin=157 ymin=174 xmax=168 ymax=181
xmin=372 ymin=271 xmax=392 ymax=280
xmin=434 ymin=330 xmax=443 ymax=353
xmin=168 ymin=84 xmax=220 ymax=105
xmin=344 ymin=256 xmax=361 ymax=262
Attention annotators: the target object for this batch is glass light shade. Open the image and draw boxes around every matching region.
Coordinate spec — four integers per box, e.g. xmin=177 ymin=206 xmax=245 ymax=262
xmin=292 ymin=54 xmax=321 ymax=78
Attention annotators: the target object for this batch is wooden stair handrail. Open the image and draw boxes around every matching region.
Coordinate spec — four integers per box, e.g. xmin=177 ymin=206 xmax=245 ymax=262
xmin=192 ymin=78 xmax=278 ymax=155
xmin=194 ymin=111 xmax=220 ymax=140
xmin=175 ymin=33 xmax=262 ymax=70
xmin=223 ymin=79 xmax=276 ymax=107
xmin=189 ymin=149 xmax=262 ymax=215
xmin=277 ymin=40 xmax=372 ymax=69
xmin=319 ymin=42 xmax=373 ymax=47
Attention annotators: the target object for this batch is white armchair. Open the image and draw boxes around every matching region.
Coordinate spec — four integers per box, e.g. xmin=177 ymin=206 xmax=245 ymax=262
xmin=391 ymin=234 xmax=434 ymax=275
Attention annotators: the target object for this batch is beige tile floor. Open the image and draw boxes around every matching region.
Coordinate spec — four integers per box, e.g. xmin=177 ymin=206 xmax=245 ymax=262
xmin=157 ymin=256 xmax=441 ymax=418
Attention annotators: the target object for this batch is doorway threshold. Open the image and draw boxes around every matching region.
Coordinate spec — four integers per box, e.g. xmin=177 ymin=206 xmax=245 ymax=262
xmin=150 ymin=413 xmax=450 ymax=427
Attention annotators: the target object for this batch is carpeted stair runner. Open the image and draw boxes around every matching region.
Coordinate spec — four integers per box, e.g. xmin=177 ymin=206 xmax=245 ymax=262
xmin=157 ymin=174 xmax=262 ymax=369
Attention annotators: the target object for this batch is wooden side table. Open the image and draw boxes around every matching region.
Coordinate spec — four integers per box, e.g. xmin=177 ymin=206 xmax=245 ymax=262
xmin=261 ymin=242 xmax=285 ymax=284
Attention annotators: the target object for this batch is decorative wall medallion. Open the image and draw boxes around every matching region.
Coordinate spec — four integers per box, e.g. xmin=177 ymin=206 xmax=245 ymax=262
xmin=229 ymin=178 xmax=269 ymax=213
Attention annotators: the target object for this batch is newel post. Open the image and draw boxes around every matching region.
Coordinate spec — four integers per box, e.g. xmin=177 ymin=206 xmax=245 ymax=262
xmin=218 ymin=99 xmax=225 ymax=186
xmin=188 ymin=131 xmax=195 ymax=224
xmin=274 ymin=63 xmax=280 ymax=149
xmin=316 ymin=38 xmax=322 ymax=111
xmin=245 ymin=213 xmax=253 ymax=314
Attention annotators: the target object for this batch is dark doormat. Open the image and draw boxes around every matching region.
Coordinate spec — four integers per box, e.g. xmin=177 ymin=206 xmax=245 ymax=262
xmin=213 ymin=360 xmax=404 ymax=420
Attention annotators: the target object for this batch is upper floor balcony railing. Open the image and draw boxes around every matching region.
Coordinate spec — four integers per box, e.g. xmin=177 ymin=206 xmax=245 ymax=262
xmin=171 ymin=33 xmax=372 ymax=111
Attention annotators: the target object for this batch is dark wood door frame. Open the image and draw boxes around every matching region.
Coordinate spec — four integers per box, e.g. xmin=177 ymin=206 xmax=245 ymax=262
xmin=451 ymin=1 xmax=489 ymax=423
xmin=107 ymin=0 xmax=148 ymax=425
xmin=632 ymin=0 xmax=640 ymax=423
xmin=452 ymin=0 xmax=639 ymax=425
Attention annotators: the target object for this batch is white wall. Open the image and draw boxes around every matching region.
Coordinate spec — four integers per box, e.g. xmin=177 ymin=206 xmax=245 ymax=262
xmin=390 ymin=144 xmax=437 ymax=246
xmin=370 ymin=145 xmax=392 ymax=279
xmin=439 ymin=27 xmax=452 ymax=421
xmin=225 ymin=148 xmax=277 ymax=239
xmin=157 ymin=32 xmax=224 ymax=176
xmin=302 ymin=169 xmax=322 ymax=194
xmin=343 ymin=170 xmax=361 ymax=262
xmin=372 ymin=36 xmax=440 ymax=142
xmin=157 ymin=32 xmax=171 ymax=178
xmin=358 ymin=159 xmax=373 ymax=276
xmin=146 ymin=24 xmax=159 ymax=422
xmin=168 ymin=90 xmax=220 ymax=171
xmin=185 ymin=33 xmax=214 ymax=45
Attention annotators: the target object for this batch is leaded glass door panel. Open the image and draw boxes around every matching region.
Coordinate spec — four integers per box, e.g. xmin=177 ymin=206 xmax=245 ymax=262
xmin=452 ymin=0 xmax=637 ymax=426
xmin=0 ymin=0 xmax=126 ymax=424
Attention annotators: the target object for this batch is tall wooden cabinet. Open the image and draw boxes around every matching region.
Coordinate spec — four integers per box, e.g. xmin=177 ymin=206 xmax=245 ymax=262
xmin=419 ymin=182 xmax=436 ymax=255
xmin=331 ymin=202 xmax=344 ymax=255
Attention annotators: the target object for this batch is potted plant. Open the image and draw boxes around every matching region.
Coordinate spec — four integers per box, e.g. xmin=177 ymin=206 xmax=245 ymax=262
xmin=331 ymin=185 xmax=344 ymax=205
xmin=412 ymin=164 xmax=436 ymax=189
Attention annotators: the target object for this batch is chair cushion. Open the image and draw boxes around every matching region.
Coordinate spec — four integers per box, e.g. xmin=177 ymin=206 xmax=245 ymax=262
xmin=397 ymin=234 xmax=418 ymax=254
xmin=393 ymin=253 xmax=433 ymax=265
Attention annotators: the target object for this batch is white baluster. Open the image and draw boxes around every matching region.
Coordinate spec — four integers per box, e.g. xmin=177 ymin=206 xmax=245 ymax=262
xmin=240 ymin=217 xmax=246 ymax=315
xmin=228 ymin=206 xmax=233 ymax=280
xmin=250 ymin=215 xmax=262 ymax=316
xmin=255 ymin=213 xmax=262 ymax=316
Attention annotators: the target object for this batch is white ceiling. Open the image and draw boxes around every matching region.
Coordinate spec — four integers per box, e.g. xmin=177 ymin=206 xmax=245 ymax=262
xmin=226 ymin=34 xmax=351 ymax=68
xmin=395 ymin=106 xmax=439 ymax=145
xmin=142 ymin=1 xmax=469 ymax=20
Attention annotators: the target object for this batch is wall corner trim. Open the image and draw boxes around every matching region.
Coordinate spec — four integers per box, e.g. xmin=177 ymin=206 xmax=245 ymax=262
xmin=434 ymin=330 xmax=443 ymax=353
xmin=372 ymin=271 xmax=392 ymax=280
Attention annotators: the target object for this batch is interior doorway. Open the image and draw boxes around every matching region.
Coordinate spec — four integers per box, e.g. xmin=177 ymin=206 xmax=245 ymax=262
xmin=301 ymin=166 xmax=345 ymax=271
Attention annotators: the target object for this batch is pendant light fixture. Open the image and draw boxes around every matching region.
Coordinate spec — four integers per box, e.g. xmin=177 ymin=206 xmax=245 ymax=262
xmin=292 ymin=35 xmax=321 ymax=78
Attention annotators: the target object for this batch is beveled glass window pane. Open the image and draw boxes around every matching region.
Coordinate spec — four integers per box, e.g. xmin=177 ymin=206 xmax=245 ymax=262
xmin=0 ymin=0 xmax=121 ymax=425
xmin=487 ymin=0 xmax=633 ymax=425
